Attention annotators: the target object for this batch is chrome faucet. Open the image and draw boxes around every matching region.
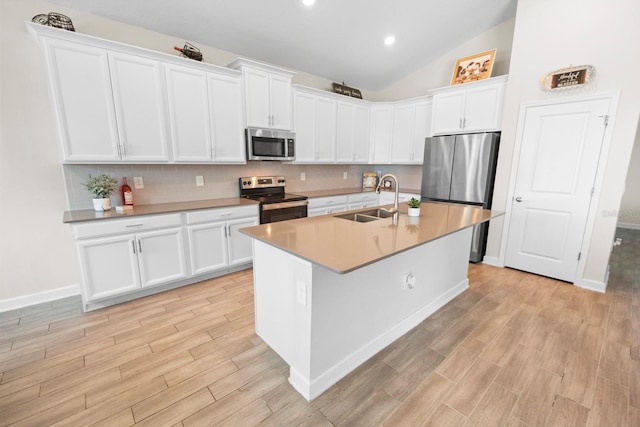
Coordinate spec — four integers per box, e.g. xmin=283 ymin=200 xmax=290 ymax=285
xmin=376 ymin=173 xmax=399 ymax=216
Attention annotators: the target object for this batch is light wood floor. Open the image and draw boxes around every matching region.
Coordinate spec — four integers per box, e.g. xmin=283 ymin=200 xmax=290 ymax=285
xmin=1 ymin=228 xmax=638 ymax=426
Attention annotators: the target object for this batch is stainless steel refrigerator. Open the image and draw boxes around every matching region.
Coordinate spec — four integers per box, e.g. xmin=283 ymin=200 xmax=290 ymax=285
xmin=421 ymin=132 xmax=500 ymax=262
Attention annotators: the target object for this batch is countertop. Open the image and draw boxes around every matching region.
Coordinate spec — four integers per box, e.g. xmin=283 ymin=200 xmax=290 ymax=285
xmin=241 ymin=202 xmax=503 ymax=274
xmin=62 ymin=197 xmax=258 ymax=223
xmin=62 ymin=187 xmax=421 ymax=224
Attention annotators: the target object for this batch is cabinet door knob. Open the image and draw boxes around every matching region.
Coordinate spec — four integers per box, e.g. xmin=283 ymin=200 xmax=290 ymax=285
xmin=515 ymin=196 xmax=523 ymax=202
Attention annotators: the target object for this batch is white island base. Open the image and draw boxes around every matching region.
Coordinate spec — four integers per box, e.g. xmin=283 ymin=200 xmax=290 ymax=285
xmin=252 ymin=226 xmax=473 ymax=401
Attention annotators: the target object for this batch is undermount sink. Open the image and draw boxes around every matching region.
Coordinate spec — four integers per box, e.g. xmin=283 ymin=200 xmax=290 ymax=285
xmin=335 ymin=208 xmax=397 ymax=223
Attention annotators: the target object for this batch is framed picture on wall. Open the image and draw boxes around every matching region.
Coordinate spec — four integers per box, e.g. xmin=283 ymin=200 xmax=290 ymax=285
xmin=450 ymin=49 xmax=496 ymax=85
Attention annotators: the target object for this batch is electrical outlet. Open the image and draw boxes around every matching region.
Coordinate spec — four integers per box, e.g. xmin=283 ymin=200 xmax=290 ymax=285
xmin=343 ymin=171 xmax=348 ymax=179
xmin=133 ymin=176 xmax=144 ymax=189
xmin=300 ymin=172 xmax=306 ymax=181
xmin=196 ymin=176 xmax=204 ymax=187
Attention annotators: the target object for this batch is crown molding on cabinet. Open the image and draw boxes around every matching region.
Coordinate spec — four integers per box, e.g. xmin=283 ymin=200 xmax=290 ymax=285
xmin=26 ymin=21 xmax=242 ymax=78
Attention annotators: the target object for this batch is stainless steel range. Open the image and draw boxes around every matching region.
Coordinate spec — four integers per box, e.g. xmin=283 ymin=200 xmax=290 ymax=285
xmin=239 ymin=176 xmax=308 ymax=224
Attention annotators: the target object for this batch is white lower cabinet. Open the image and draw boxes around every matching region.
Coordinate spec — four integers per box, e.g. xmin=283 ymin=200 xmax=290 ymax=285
xmin=227 ymin=218 xmax=258 ymax=265
xmin=307 ymin=195 xmax=349 ymax=217
xmin=74 ymin=214 xmax=187 ymax=304
xmin=136 ymin=228 xmax=188 ymax=287
xmin=72 ymin=206 xmax=258 ymax=310
xmin=77 ymin=234 xmax=141 ymax=301
xmin=379 ymin=192 xmax=421 ymax=205
xmin=187 ymin=222 xmax=227 ymax=275
xmin=347 ymin=193 xmax=380 ymax=210
xmin=186 ymin=205 xmax=259 ymax=275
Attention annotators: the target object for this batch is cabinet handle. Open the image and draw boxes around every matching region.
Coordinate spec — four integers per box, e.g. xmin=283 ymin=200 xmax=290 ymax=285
xmin=459 ymin=118 xmax=463 ymax=129
xmin=224 ymin=226 xmax=227 ymax=237
xmin=228 ymin=226 xmax=231 ymax=236
xmin=125 ymin=224 xmax=144 ymax=228
xmin=462 ymin=117 xmax=466 ymax=129
xmin=220 ymin=212 xmax=232 ymax=217
xmin=138 ymin=240 xmax=142 ymax=252
xmin=131 ymin=240 xmax=136 ymax=254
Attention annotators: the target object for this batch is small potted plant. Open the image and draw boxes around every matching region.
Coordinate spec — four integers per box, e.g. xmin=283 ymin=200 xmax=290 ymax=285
xmin=407 ymin=197 xmax=421 ymax=217
xmin=83 ymin=174 xmax=118 ymax=211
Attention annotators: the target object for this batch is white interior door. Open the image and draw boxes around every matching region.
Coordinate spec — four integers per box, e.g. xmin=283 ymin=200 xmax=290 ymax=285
xmin=505 ymin=98 xmax=610 ymax=282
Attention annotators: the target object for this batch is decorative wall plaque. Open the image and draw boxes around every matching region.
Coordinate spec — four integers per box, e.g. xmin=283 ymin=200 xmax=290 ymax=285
xmin=541 ymin=65 xmax=595 ymax=91
xmin=332 ymin=82 xmax=362 ymax=99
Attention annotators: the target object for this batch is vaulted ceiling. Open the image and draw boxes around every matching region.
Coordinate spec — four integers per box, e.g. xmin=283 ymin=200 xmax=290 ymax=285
xmin=48 ymin=0 xmax=518 ymax=91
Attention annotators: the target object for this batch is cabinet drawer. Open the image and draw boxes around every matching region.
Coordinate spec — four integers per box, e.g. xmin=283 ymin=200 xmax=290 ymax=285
xmin=307 ymin=195 xmax=348 ymax=208
xmin=186 ymin=205 xmax=258 ymax=225
xmin=73 ymin=213 xmax=182 ymax=239
xmin=347 ymin=193 xmax=379 ymax=204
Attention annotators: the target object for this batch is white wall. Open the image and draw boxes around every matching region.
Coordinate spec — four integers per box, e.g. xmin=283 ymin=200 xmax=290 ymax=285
xmin=485 ymin=0 xmax=640 ymax=285
xmin=0 ymin=0 xmax=79 ymax=302
xmin=618 ymin=125 xmax=640 ymax=228
xmin=373 ymin=18 xmax=515 ymax=101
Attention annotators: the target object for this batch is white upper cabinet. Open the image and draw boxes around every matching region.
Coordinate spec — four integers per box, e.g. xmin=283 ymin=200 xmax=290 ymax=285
xmin=30 ymin=23 xmax=246 ymax=164
xmin=293 ymin=87 xmax=337 ymax=163
xmin=269 ymin=74 xmax=294 ymax=130
xmin=370 ymin=104 xmax=394 ymax=164
xmin=207 ymin=73 xmax=246 ymax=162
xmin=164 ymin=64 xmax=245 ymax=163
xmin=165 ymin=64 xmax=212 ymax=162
xmin=315 ymin=96 xmax=337 ymax=162
xmin=293 ymin=90 xmax=317 ymax=162
xmin=390 ymin=97 xmax=432 ymax=164
xmin=336 ymin=100 xmax=371 ymax=163
xmin=108 ymin=52 xmax=170 ymax=162
xmin=42 ymin=38 xmax=120 ymax=162
xmin=229 ymin=58 xmax=295 ymax=130
xmin=431 ymin=75 xmax=507 ymax=135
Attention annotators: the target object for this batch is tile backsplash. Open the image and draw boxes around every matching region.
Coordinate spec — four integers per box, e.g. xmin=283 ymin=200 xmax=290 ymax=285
xmin=63 ymin=163 xmax=423 ymax=210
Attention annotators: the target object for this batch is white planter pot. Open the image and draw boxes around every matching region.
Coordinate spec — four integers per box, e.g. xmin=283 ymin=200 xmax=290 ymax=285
xmin=92 ymin=197 xmax=111 ymax=211
xmin=408 ymin=207 xmax=420 ymax=217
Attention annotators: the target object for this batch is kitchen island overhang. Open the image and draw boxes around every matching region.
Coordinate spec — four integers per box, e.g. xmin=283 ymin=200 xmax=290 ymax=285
xmin=241 ymin=202 xmax=503 ymax=401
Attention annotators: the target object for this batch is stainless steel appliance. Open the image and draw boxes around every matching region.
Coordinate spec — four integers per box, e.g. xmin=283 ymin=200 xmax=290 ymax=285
xmin=421 ymin=132 xmax=500 ymax=262
xmin=239 ymin=176 xmax=307 ymax=224
xmin=246 ymin=128 xmax=296 ymax=161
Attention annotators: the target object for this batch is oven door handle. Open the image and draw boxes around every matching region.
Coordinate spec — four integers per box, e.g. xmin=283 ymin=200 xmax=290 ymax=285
xmin=261 ymin=200 xmax=309 ymax=211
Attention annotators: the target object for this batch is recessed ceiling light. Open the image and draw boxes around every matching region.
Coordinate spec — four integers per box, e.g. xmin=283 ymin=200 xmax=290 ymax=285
xmin=302 ymin=0 xmax=316 ymax=6
xmin=384 ymin=35 xmax=396 ymax=46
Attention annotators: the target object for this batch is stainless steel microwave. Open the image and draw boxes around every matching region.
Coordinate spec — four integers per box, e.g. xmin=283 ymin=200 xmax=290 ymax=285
xmin=246 ymin=128 xmax=295 ymax=161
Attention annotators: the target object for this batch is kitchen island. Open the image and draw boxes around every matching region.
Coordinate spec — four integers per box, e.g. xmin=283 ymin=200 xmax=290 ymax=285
xmin=240 ymin=202 xmax=502 ymax=400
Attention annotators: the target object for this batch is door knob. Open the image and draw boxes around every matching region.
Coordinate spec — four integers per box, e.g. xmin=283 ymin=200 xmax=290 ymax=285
xmin=515 ymin=196 xmax=523 ymax=202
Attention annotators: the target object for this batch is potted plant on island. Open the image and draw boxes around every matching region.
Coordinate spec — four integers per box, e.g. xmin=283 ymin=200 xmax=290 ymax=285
xmin=407 ymin=197 xmax=421 ymax=217
xmin=83 ymin=174 xmax=118 ymax=211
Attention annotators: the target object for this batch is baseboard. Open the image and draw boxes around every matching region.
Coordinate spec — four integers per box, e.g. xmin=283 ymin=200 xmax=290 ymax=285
xmin=575 ymin=271 xmax=608 ymax=293
xmin=0 ymin=285 xmax=81 ymax=313
xmin=617 ymin=222 xmax=640 ymax=230
xmin=482 ymin=256 xmax=502 ymax=267
xmin=293 ymin=278 xmax=469 ymax=401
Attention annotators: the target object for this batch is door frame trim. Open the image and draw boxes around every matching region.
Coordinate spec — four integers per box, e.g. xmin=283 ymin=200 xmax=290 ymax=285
xmin=498 ymin=91 xmax=620 ymax=290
